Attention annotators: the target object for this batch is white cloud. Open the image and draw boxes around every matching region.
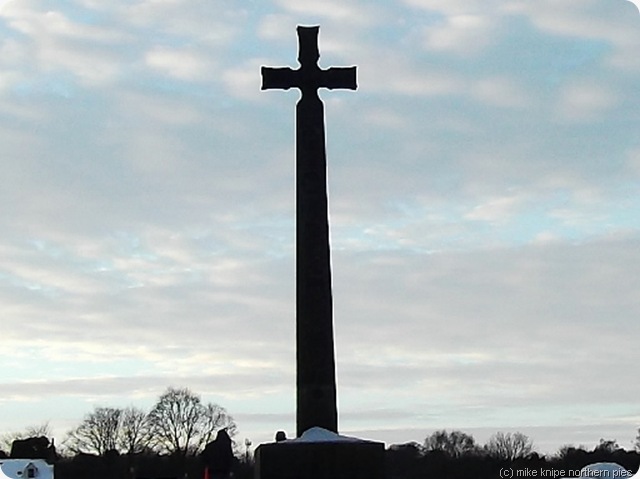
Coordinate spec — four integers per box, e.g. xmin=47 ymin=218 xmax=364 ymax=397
xmin=222 ymin=59 xmax=265 ymax=101
xmin=358 ymin=52 xmax=465 ymax=96
xmin=514 ymin=0 xmax=640 ymax=71
xmin=145 ymin=47 xmax=215 ymax=81
xmin=464 ymin=194 xmax=526 ymax=222
xmin=114 ymin=91 xmax=205 ymax=126
xmin=626 ymin=147 xmax=640 ymax=173
xmin=402 ymin=0 xmax=505 ymax=16
xmin=273 ymin=0 xmax=379 ymax=27
xmin=555 ymin=79 xmax=619 ymax=122
xmin=470 ymin=76 xmax=531 ymax=108
xmin=257 ymin=13 xmax=297 ymax=42
xmin=361 ymin=106 xmax=408 ymax=129
xmin=120 ymin=0 xmax=242 ymax=45
xmin=515 ymin=0 xmax=640 ymax=44
xmin=1 ymin=3 xmax=130 ymax=86
xmin=422 ymin=14 xmax=497 ymax=55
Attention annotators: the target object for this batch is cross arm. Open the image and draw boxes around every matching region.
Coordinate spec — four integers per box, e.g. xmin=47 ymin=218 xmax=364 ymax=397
xmin=261 ymin=66 xmax=299 ymax=90
xmin=320 ymin=66 xmax=357 ymax=90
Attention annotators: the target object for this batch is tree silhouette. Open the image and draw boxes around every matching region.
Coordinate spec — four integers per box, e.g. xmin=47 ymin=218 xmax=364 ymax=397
xmin=117 ymin=406 xmax=150 ymax=455
xmin=146 ymin=386 xmax=235 ymax=458
xmin=485 ymin=432 xmax=534 ymax=461
xmin=424 ymin=429 xmax=478 ymax=458
xmin=596 ymin=438 xmax=619 ymax=453
xmin=64 ymin=407 xmax=122 ymax=455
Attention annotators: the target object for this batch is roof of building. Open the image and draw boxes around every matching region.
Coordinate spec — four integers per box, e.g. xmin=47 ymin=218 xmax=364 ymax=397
xmin=0 ymin=459 xmax=54 ymax=479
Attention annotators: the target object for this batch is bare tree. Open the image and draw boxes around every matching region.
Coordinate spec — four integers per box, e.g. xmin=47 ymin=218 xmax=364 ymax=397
xmin=147 ymin=387 xmax=236 ymax=457
xmin=118 ymin=406 xmax=150 ymax=455
xmin=555 ymin=444 xmax=576 ymax=460
xmin=485 ymin=432 xmax=534 ymax=461
xmin=65 ymin=407 xmax=122 ymax=455
xmin=595 ymin=438 xmax=619 ymax=453
xmin=424 ymin=430 xmax=478 ymax=458
xmin=199 ymin=403 xmax=237 ymax=447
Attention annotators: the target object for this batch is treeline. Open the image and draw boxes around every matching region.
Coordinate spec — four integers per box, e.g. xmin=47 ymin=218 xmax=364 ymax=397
xmin=62 ymin=386 xmax=235 ymax=457
xmin=4 ymin=392 xmax=640 ymax=479
xmin=0 ymin=386 xmax=242 ymax=479
xmin=5 ymin=427 xmax=640 ymax=479
xmin=386 ymin=430 xmax=640 ymax=479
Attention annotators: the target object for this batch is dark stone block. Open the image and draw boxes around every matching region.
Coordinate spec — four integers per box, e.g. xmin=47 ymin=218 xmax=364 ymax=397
xmin=255 ymin=439 xmax=385 ymax=479
xmin=10 ymin=436 xmax=56 ymax=462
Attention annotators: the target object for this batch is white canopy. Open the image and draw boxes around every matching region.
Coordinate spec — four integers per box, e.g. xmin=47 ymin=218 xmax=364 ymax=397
xmin=579 ymin=462 xmax=636 ymax=478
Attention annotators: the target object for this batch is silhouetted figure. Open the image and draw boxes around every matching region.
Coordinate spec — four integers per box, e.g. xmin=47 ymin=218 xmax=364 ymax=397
xmin=202 ymin=429 xmax=234 ymax=479
xmin=274 ymin=431 xmax=287 ymax=442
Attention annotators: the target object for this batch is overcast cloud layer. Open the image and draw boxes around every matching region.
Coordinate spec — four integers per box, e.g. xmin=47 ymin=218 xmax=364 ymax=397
xmin=1 ymin=0 xmax=639 ymax=454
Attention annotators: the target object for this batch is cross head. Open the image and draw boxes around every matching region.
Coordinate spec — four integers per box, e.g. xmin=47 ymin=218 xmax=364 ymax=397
xmin=261 ymin=26 xmax=357 ymax=98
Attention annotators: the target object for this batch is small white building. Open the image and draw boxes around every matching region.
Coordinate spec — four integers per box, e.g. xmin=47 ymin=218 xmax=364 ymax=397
xmin=0 ymin=459 xmax=54 ymax=479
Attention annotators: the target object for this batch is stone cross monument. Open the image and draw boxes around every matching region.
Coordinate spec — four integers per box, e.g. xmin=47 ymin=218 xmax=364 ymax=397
xmin=256 ymin=26 xmax=384 ymax=479
xmin=261 ymin=25 xmax=357 ymax=437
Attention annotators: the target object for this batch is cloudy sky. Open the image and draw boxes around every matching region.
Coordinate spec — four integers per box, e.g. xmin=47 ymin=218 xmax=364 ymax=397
xmin=1 ymin=0 xmax=639 ymax=455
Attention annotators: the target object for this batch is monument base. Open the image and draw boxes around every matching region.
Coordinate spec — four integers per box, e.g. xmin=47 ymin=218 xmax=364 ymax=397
xmin=254 ymin=428 xmax=385 ymax=479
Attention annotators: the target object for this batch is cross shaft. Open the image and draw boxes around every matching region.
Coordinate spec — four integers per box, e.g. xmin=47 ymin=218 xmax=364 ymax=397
xmin=261 ymin=26 xmax=357 ymax=437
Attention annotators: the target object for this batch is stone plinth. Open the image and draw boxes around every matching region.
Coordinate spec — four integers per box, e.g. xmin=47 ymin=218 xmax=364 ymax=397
xmin=254 ymin=428 xmax=385 ymax=479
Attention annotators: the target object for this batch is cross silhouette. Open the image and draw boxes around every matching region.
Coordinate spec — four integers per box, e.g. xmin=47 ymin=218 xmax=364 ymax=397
xmin=261 ymin=26 xmax=356 ymax=97
xmin=261 ymin=26 xmax=357 ymax=437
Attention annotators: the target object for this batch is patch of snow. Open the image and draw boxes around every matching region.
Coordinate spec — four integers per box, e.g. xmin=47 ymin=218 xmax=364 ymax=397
xmin=286 ymin=427 xmax=372 ymax=443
